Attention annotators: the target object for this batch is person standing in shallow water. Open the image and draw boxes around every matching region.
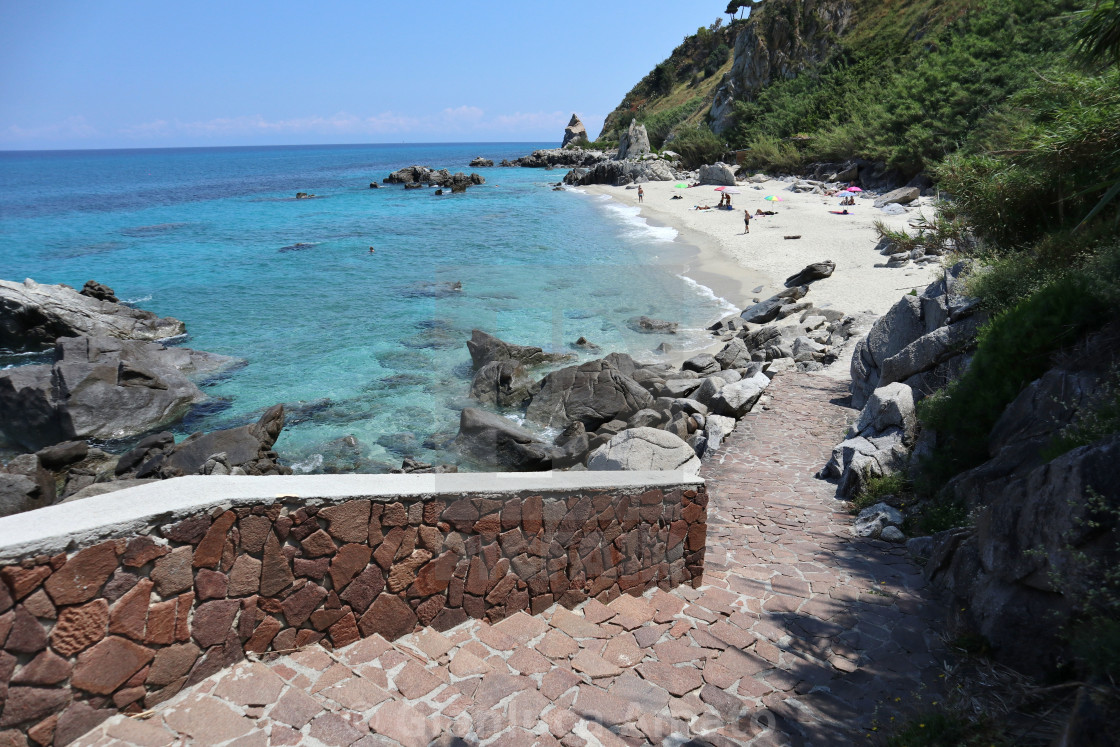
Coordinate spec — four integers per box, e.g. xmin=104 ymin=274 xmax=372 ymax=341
xmin=637 ymin=185 xmax=644 ymax=203
xmin=744 ymin=209 xmax=751 ymax=234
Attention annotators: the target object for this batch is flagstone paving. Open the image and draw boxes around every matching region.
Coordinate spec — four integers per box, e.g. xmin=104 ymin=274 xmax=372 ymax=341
xmin=74 ymin=373 xmax=950 ymax=747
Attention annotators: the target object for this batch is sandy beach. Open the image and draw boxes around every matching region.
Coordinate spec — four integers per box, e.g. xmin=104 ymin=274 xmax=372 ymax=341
xmin=580 ymin=177 xmax=942 ymax=320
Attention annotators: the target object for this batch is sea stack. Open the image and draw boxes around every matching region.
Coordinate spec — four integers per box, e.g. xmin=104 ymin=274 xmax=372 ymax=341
xmin=561 ymin=113 xmax=587 ymax=148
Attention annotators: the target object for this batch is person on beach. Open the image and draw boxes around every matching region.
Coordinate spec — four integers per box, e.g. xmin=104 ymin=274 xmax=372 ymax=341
xmin=744 ymin=209 xmax=751 ymax=234
xmin=638 ymin=185 xmax=644 ymax=203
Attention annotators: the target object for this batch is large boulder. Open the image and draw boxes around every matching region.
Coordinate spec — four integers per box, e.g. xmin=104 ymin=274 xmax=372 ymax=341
xmin=561 ymin=114 xmax=588 ymax=148
xmin=469 ymin=360 xmax=537 ymax=409
xmin=466 ymin=330 xmax=574 ymax=370
xmin=873 ymin=187 xmax=920 ymax=209
xmin=162 ymin=405 xmax=289 ymax=477
xmin=454 ymin=407 xmax=559 ymax=471
xmin=739 ymin=286 xmax=809 ymax=325
xmin=850 ymin=262 xmax=982 ymax=409
xmin=784 ymin=261 xmax=835 ymax=288
xmin=469 ymin=157 xmax=494 ymax=168
xmin=714 ymin=337 xmax=753 ymax=370
xmin=698 ymin=163 xmax=736 ymax=186
xmin=711 ymin=372 xmax=771 ymax=418
xmin=0 ymin=278 xmax=186 ymax=352
xmin=113 ymin=405 xmax=291 ymax=479
xmin=565 ymin=159 xmax=676 ymax=186
xmin=587 ymin=427 xmax=701 ymax=474
xmin=526 ymin=357 xmax=655 ymax=431
xmin=0 ymin=336 xmax=235 ymax=451
xmin=854 ymin=382 xmax=918 ymax=441
xmin=617 ymin=121 xmax=651 ymax=160
xmin=927 ymin=434 xmax=1120 ymax=676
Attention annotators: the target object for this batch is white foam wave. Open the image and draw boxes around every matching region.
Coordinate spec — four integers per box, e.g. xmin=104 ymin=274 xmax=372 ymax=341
xmin=125 ymin=295 xmax=152 ymax=304
xmin=676 ymin=274 xmax=739 ymax=315
xmin=600 ymin=202 xmax=678 ymax=243
xmin=291 ymin=454 xmax=324 ymax=474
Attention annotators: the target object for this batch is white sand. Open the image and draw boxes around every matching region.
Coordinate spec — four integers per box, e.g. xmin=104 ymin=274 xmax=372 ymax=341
xmin=579 ymin=178 xmax=941 ymax=318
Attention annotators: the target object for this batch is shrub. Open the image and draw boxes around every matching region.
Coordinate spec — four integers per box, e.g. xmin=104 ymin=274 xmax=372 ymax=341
xmin=917 ymin=274 xmax=1111 ymax=483
xmin=670 ymin=125 xmax=727 ymax=169
xmin=737 ymin=134 xmax=802 ymax=173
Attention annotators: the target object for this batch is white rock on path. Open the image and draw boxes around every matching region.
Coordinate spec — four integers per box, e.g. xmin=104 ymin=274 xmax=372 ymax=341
xmin=587 ymin=427 xmax=701 ymax=474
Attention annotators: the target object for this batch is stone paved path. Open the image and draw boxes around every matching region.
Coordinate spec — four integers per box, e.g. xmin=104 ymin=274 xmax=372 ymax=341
xmin=75 ymin=373 xmax=950 ymax=747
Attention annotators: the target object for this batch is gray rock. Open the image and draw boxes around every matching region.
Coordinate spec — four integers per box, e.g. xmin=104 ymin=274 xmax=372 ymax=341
xmin=850 ymin=294 xmax=925 ymax=409
xmin=0 ymin=336 xmax=234 ymax=451
xmin=853 ymin=502 xmax=904 ymax=538
xmin=0 ymin=474 xmax=51 ymax=517
xmin=617 ymin=121 xmax=651 ymax=160
xmin=906 ymin=536 xmax=934 ymax=560
xmin=681 ymin=354 xmax=720 ymax=376
xmin=878 ymin=316 xmax=983 ymax=389
xmin=880 ymin=526 xmax=906 ymax=542
xmin=703 ymin=414 xmax=737 ymax=454
xmin=625 ymin=409 xmax=665 ymax=429
xmin=525 ymin=357 xmax=654 ymax=431
xmin=873 ymin=187 xmax=920 ymax=208
xmin=469 ymin=360 xmax=537 ymax=409
xmin=384 ymin=165 xmax=485 ymax=188
xmin=0 ymin=278 xmax=187 ymax=352
xmin=711 ymin=372 xmax=771 ymax=418
xmin=35 ymin=440 xmax=89 ymax=470
xmin=691 ymin=376 xmax=727 ymax=408
xmin=515 ymin=148 xmax=610 ymax=168
xmin=660 ymin=379 xmax=703 ymax=398
xmin=586 ymin=427 xmax=701 ymax=474
xmin=740 ymin=286 xmax=809 ymax=324
xmin=455 ymin=407 xmax=559 ymax=471
xmin=927 ymin=434 xmax=1120 ymax=676
xmin=855 ymin=382 xmax=918 ymax=442
xmin=567 ymin=158 xmax=676 ymax=186
xmin=156 ymin=405 xmax=291 ymax=478
xmin=687 ymin=432 xmax=707 ymax=458
xmin=469 ymin=157 xmax=494 ymax=168
xmin=784 ymin=261 xmax=835 ymax=288
xmin=670 ymin=398 xmax=708 ymax=417
xmin=466 ymin=330 xmax=574 ymax=369
xmin=697 ymin=163 xmax=736 ymax=186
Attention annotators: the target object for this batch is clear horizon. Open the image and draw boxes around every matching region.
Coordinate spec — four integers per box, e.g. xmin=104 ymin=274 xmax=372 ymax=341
xmin=1 ymin=1 xmax=730 ymax=151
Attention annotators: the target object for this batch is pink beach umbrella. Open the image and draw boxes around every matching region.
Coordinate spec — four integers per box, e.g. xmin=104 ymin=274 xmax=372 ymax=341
xmin=845 ymin=186 xmax=863 ymax=192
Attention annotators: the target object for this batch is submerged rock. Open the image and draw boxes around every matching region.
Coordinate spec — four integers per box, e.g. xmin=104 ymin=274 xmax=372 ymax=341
xmin=454 ymin=407 xmax=560 ymax=471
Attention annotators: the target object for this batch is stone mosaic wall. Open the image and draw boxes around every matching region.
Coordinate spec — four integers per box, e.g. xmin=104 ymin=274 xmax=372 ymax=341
xmin=0 ymin=483 xmax=707 ymax=745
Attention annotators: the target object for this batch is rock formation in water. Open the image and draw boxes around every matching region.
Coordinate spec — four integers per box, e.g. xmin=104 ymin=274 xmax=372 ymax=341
xmin=0 ymin=278 xmax=186 ymax=352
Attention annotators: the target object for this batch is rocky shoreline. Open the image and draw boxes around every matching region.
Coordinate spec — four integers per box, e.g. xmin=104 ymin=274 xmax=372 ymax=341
xmin=452 ymin=272 xmax=858 ymax=474
xmin=0 ymin=279 xmax=292 ymax=517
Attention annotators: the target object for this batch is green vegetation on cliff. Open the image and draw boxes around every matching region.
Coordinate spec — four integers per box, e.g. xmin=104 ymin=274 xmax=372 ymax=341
xmin=731 ymin=0 xmax=1085 ymax=175
xmin=596 ymin=19 xmax=739 ymax=147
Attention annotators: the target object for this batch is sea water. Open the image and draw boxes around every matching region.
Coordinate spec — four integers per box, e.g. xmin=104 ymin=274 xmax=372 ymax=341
xmin=0 ymin=143 xmax=734 ymax=471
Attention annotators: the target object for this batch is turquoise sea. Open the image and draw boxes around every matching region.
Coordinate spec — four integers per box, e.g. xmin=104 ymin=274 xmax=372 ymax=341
xmin=0 ymin=143 xmax=734 ymax=471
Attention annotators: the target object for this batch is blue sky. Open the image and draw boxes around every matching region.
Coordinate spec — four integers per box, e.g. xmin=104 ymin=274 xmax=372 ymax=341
xmin=0 ymin=1 xmax=731 ymax=150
